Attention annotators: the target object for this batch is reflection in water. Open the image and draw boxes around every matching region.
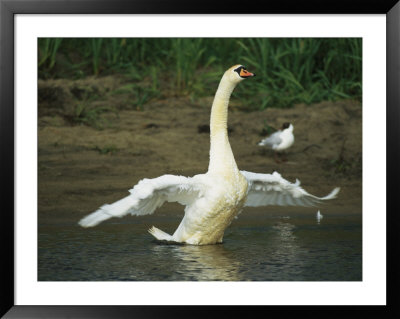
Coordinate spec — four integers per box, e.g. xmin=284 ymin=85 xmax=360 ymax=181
xmin=269 ymin=221 xmax=304 ymax=274
xmin=272 ymin=221 xmax=297 ymax=245
xmin=151 ymin=243 xmax=242 ymax=281
xmin=38 ymin=215 xmax=362 ymax=281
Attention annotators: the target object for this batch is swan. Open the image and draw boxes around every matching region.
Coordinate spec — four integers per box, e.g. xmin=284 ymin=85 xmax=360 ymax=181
xmin=79 ymin=65 xmax=339 ymax=245
xmin=258 ymin=122 xmax=294 ymax=162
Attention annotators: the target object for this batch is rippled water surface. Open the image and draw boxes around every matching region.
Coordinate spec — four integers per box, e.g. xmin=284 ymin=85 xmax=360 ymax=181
xmin=38 ymin=213 xmax=362 ymax=281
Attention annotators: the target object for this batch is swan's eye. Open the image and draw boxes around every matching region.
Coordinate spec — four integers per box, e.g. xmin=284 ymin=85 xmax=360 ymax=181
xmin=234 ymin=66 xmax=255 ymax=78
xmin=234 ymin=66 xmax=245 ymax=75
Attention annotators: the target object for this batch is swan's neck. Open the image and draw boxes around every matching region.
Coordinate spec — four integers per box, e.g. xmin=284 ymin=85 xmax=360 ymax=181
xmin=208 ymin=74 xmax=239 ymax=174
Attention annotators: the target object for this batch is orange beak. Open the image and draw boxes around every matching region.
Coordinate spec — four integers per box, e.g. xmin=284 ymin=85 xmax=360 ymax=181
xmin=240 ymin=69 xmax=255 ymax=77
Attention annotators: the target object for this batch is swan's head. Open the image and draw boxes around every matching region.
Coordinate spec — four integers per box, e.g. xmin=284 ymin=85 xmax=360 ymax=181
xmin=225 ymin=65 xmax=256 ymax=84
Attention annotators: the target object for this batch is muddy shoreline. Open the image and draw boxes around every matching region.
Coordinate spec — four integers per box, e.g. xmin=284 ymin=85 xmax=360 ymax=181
xmin=38 ymin=77 xmax=362 ymax=226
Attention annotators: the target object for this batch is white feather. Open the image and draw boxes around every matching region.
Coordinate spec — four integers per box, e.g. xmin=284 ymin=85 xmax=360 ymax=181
xmin=241 ymin=170 xmax=340 ymax=208
xmin=79 ymin=175 xmax=203 ymax=228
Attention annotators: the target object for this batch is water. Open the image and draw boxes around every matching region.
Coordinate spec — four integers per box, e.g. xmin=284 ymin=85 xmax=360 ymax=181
xmin=38 ymin=213 xmax=362 ymax=281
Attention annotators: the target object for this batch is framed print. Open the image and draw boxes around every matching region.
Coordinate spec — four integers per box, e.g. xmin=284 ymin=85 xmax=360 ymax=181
xmin=1 ymin=0 xmax=399 ymax=317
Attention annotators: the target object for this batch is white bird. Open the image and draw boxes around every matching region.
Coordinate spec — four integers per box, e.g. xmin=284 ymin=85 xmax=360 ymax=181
xmin=258 ymin=122 xmax=294 ymax=162
xmin=79 ymin=65 xmax=339 ymax=245
xmin=316 ymin=210 xmax=323 ymax=223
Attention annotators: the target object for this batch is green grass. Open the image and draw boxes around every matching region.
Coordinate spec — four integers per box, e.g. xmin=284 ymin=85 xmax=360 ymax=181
xmin=70 ymin=93 xmax=116 ymax=130
xmin=38 ymin=38 xmax=362 ymax=110
xmin=38 ymin=38 xmax=63 ymax=69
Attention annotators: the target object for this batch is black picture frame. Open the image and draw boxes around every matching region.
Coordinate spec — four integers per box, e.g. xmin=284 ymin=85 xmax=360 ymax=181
xmin=1 ymin=0 xmax=399 ymax=318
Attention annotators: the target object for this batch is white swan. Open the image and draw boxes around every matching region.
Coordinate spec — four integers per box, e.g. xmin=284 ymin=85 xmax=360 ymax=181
xmin=79 ymin=65 xmax=339 ymax=245
xmin=258 ymin=122 xmax=294 ymax=162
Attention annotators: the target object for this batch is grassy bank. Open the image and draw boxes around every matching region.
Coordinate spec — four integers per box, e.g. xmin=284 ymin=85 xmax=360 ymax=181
xmin=38 ymin=38 xmax=361 ymax=110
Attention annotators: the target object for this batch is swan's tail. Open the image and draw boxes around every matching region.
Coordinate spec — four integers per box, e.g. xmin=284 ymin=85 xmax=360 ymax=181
xmin=79 ymin=195 xmax=134 ymax=228
xmin=148 ymin=226 xmax=174 ymax=241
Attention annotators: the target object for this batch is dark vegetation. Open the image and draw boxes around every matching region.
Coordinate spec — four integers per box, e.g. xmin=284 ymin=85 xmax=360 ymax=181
xmin=38 ymin=38 xmax=362 ymax=111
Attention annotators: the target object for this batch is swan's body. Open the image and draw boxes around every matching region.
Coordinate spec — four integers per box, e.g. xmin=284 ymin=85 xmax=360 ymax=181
xmin=79 ymin=65 xmax=339 ymax=245
xmin=258 ymin=123 xmax=294 ymax=151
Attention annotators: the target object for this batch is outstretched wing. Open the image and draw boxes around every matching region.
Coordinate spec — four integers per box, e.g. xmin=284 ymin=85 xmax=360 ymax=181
xmin=79 ymin=174 xmax=204 ymax=228
xmin=241 ymin=170 xmax=339 ymax=207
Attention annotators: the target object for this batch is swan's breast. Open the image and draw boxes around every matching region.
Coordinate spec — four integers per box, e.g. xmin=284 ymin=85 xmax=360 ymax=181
xmin=207 ymin=172 xmax=248 ymax=214
xmin=177 ymin=173 xmax=248 ymax=244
